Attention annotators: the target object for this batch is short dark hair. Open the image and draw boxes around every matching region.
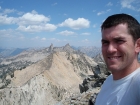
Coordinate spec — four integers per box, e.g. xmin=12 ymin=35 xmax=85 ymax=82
xmin=101 ymin=13 xmax=140 ymax=42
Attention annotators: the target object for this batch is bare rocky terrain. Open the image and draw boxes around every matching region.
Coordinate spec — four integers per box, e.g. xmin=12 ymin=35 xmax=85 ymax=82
xmin=0 ymin=44 xmax=109 ymax=105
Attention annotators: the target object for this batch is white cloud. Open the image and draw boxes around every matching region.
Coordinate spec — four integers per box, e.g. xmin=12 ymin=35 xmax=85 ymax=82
xmin=64 ymin=13 xmax=67 ymax=16
xmin=81 ymin=33 xmax=91 ymax=35
xmin=121 ymin=0 xmax=135 ymax=10
xmin=52 ymin=2 xmax=57 ymax=6
xmin=0 ymin=29 xmax=24 ymax=39
xmin=107 ymin=9 xmax=111 ymax=12
xmin=41 ymin=38 xmax=46 ymax=41
xmin=31 ymin=37 xmax=47 ymax=41
xmin=17 ymin=24 xmax=57 ymax=32
xmin=19 ymin=36 xmax=25 ymax=40
xmin=107 ymin=2 xmax=113 ymax=6
xmin=49 ymin=38 xmax=60 ymax=42
xmin=35 ymin=36 xmax=40 ymax=39
xmin=93 ymin=24 xmax=97 ymax=28
xmin=0 ymin=10 xmax=57 ymax=32
xmin=31 ymin=36 xmax=40 ymax=40
xmin=121 ymin=0 xmax=140 ymax=11
xmin=57 ymin=30 xmax=76 ymax=36
xmin=17 ymin=11 xmax=24 ymax=15
xmin=0 ymin=9 xmax=53 ymax=24
xmin=0 ymin=15 xmax=17 ymax=24
xmin=63 ymin=39 xmax=68 ymax=41
xmin=97 ymin=9 xmax=111 ymax=16
xmin=82 ymin=39 xmax=89 ymax=42
xmin=3 ymin=9 xmax=16 ymax=14
xmin=0 ymin=8 xmax=23 ymax=16
xmin=18 ymin=11 xmax=50 ymax=25
xmin=97 ymin=11 xmax=105 ymax=16
xmin=0 ymin=29 xmax=14 ymax=38
xmin=58 ymin=18 xmax=90 ymax=30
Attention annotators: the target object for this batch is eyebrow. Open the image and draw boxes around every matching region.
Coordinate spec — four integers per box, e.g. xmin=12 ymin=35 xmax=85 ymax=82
xmin=113 ymin=36 xmax=125 ymax=40
xmin=101 ymin=36 xmax=126 ymax=41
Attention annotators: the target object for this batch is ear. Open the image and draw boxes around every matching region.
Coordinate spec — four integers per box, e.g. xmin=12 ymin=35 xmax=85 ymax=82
xmin=135 ymin=38 xmax=140 ymax=53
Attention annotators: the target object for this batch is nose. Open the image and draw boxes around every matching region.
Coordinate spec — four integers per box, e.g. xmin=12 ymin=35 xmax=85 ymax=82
xmin=107 ymin=43 xmax=117 ymax=53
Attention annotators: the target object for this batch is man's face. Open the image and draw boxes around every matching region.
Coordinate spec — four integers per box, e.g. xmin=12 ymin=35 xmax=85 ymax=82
xmin=101 ymin=24 xmax=138 ymax=73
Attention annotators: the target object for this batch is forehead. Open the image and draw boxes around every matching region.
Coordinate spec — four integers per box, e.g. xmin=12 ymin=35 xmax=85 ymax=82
xmin=101 ymin=24 xmax=132 ymax=40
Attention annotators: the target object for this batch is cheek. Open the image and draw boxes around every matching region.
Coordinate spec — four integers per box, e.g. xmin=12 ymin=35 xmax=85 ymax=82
xmin=119 ymin=44 xmax=135 ymax=57
xmin=102 ymin=46 xmax=107 ymax=53
xmin=102 ymin=46 xmax=106 ymax=51
xmin=102 ymin=48 xmax=107 ymax=59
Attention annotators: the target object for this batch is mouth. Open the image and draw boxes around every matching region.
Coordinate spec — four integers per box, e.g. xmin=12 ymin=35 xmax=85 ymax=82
xmin=108 ymin=56 xmax=121 ymax=60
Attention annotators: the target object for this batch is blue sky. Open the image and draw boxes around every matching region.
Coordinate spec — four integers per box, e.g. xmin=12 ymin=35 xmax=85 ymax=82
xmin=0 ymin=0 xmax=140 ymax=48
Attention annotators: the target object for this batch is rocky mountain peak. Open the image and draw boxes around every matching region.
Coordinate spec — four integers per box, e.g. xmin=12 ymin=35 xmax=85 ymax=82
xmin=63 ymin=43 xmax=75 ymax=53
xmin=48 ymin=43 xmax=53 ymax=52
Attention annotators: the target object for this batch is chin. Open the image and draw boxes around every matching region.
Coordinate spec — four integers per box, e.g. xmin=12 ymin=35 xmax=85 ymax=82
xmin=107 ymin=65 xmax=120 ymax=72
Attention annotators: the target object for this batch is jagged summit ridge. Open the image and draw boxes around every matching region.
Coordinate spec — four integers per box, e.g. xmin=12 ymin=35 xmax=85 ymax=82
xmin=52 ymin=43 xmax=76 ymax=53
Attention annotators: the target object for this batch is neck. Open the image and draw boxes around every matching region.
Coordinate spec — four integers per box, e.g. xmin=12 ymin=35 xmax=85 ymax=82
xmin=112 ymin=62 xmax=140 ymax=80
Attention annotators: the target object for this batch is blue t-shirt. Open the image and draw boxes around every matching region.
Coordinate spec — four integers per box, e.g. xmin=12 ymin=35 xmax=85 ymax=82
xmin=95 ymin=68 xmax=140 ymax=105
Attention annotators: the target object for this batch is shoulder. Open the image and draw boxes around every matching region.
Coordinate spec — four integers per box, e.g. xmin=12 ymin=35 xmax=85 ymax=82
xmin=133 ymin=68 xmax=140 ymax=81
xmin=132 ymin=68 xmax=140 ymax=88
xmin=130 ymin=69 xmax=140 ymax=97
xmin=101 ymin=74 xmax=113 ymax=89
xmin=105 ymin=74 xmax=113 ymax=82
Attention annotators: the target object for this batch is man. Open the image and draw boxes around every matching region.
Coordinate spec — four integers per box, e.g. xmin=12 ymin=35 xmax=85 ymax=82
xmin=95 ymin=13 xmax=140 ymax=105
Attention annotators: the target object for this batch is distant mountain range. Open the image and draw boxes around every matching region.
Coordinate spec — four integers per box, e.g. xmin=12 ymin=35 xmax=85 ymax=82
xmin=0 ymin=48 xmax=28 ymax=58
xmin=0 ymin=44 xmax=101 ymax=59
xmin=72 ymin=46 xmax=101 ymax=58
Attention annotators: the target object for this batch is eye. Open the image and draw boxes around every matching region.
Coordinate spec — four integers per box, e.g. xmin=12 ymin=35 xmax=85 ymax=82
xmin=116 ymin=39 xmax=125 ymax=44
xmin=102 ymin=40 xmax=109 ymax=45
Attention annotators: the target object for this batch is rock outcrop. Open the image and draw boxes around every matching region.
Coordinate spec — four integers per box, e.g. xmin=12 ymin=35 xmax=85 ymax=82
xmin=57 ymin=61 xmax=109 ymax=105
